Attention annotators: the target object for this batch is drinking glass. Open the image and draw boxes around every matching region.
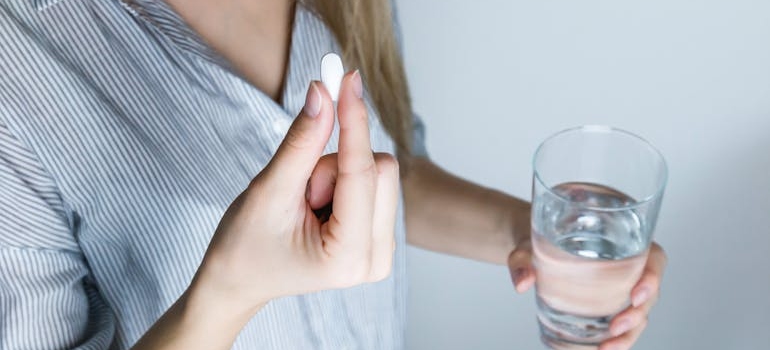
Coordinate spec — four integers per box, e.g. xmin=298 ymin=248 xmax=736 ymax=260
xmin=531 ymin=125 xmax=667 ymax=349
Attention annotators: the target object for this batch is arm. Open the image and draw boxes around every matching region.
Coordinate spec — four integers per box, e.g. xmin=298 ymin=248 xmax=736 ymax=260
xmin=400 ymin=149 xmax=666 ymax=350
xmin=130 ymin=279 xmax=263 ymax=350
xmin=0 ymin=123 xmax=115 ymax=349
xmin=401 ymin=155 xmax=530 ymax=265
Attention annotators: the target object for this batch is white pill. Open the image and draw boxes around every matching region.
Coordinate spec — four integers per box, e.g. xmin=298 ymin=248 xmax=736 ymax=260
xmin=321 ymin=53 xmax=344 ymax=101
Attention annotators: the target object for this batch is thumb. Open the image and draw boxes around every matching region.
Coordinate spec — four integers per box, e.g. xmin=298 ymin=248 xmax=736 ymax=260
xmin=508 ymin=239 xmax=535 ymax=293
xmin=264 ymin=81 xmax=334 ymax=189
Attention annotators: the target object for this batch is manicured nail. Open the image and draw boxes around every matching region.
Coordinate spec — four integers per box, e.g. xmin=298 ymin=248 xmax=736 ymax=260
xmin=303 ymin=81 xmax=322 ymax=118
xmin=611 ymin=319 xmax=632 ymax=337
xmin=351 ymin=70 xmax=363 ymax=99
xmin=632 ymin=287 xmax=650 ymax=307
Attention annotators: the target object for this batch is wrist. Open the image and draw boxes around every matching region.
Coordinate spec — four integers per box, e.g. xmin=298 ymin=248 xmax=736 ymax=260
xmin=508 ymin=196 xmax=532 ymax=247
xmin=488 ymin=189 xmax=531 ymax=257
xmin=132 ymin=276 xmax=267 ymax=350
xmin=476 ymin=189 xmax=531 ymax=265
xmin=184 ymin=266 xmax=269 ymax=330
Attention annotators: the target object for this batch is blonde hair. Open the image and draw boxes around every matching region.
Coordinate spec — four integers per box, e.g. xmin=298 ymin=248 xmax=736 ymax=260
xmin=310 ymin=0 xmax=414 ymax=156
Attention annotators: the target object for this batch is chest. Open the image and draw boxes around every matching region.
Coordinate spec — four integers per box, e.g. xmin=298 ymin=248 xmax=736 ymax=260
xmin=163 ymin=0 xmax=296 ymax=101
xmin=1 ymin=0 xmax=396 ymax=299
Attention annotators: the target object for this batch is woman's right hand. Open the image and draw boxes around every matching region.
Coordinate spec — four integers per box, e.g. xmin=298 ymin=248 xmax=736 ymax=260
xmin=131 ymin=71 xmax=398 ymax=350
xmin=190 ymin=70 xmax=399 ymax=317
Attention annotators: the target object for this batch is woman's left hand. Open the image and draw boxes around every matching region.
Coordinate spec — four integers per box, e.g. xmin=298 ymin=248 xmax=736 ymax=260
xmin=507 ymin=239 xmax=667 ymax=350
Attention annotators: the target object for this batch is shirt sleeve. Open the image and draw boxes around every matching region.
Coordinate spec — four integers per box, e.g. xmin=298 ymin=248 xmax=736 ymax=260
xmin=391 ymin=0 xmax=429 ymax=158
xmin=0 ymin=121 xmax=115 ymax=349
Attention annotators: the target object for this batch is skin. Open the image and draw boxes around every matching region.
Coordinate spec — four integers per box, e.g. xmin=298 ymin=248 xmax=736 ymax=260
xmin=132 ymin=1 xmax=668 ymax=349
xmin=404 ymin=158 xmax=666 ymax=350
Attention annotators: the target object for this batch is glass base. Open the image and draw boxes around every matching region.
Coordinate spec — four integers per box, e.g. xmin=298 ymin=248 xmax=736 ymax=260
xmin=537 ymin=296 xmax=615 ymax=349
xmin=539 ymin=331 xmax=602 ymax=350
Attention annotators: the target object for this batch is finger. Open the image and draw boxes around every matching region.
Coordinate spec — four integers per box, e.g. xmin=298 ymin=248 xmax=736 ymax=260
xmin=609 ymin=306 xmax=647 ymax=338
xmin=507 ymin=240 xmax=535 ymax=293
xmin=368 ymin=153 xmax=400 ymax=282
xmin=263 ymin=81 xmax=335 ymax=192
xmin=631 ymin=243 xmax=667 ymax=307
xmin=307 ymin=154 xmax=338 ymax=210
xmin=336 ymin=70 xmax=375 ymax=175
xmin=326 ymin=71 xmax=375 ymax=255
xmin=599 ymin=318 xmax=648 ymax=350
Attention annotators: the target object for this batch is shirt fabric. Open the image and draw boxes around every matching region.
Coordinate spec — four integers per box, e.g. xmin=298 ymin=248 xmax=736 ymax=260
xmin=0 ymin=0 xmax=427 ymax=348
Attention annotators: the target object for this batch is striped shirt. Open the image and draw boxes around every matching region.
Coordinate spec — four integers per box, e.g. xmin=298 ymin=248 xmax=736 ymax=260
xmin=0 ymin=0 xmax=426 ymax=348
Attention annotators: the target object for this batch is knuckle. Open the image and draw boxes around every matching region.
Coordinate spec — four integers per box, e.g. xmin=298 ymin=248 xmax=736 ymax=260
xmin=355 ymin=265 xmax=371 ymax=285
xmin=369 ymin=246 xmax=396 ymax=283
xmin=332 ymin=262 xmax=369 ymax=288
xmin=508 ymin=248 xmax=530 ymax=264
xmin=648 ymin=277 xmax=662 ymax=294
xmin=643 ymin=268 xmax=661 ymax=284
xmin=640 ymin=317 xmax=649 ymax=329
xmin=340 ymin=160 xmax=378 ymax=178
xmin=373 ymin=153 xmax=399 ymax=176
xmin=339 ymin=276 xmax=359 ymax=288
xmin=376 ymin=154 xmax=400 ymax=182
xmin=651 ymin=243 xmax=668 ymax=266
xmin=335 ymin=274 xmax=357 ymax=288
xmin=370 ymin=271 xmax=391 ymax=283
xmin=506 ymin=252 xmax=519 ymax=267
xmin=283 ymin=125 xmax=315 ymax=151
xmin=362 ymin=161 xmax=378 ymax=177
xmin=353 ymin=109 xmax=368 ymax=124
xmin=369 ymin=263 xmax=393 ymax=283
xmin=353 ymin=257 xmax=371 ymax=280
xmin=319 ymin=153 xmax=338 ymax=164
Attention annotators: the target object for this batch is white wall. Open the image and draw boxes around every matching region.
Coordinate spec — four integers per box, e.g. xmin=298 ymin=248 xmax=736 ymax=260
xmin=396 ymin=0 xmax=770 ymax=349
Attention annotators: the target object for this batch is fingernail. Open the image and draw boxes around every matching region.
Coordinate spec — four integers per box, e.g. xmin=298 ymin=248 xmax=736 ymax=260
xmin=611 ymin=319 xmax=632 ymax=337
xmin=303 ymin=82 xmax=322 ymax=118
xmin=632 ymin=287 xmax=650 ymax=307
xmin=351 ymin=70 xmax=363 ymax=99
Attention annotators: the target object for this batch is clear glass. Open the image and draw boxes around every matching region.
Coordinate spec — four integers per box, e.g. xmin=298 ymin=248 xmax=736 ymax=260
xmin=531 ymin=125 xmax=667 ymax=349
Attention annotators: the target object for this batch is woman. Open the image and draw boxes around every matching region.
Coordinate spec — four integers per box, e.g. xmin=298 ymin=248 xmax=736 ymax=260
xmin=0 ymin=0 xmax=665 ymax=349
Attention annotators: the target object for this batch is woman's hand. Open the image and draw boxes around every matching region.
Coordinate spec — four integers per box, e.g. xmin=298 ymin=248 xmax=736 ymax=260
xmin=508 ymin=237 xmax=667 ymax=350
xmin=132 ymin=71 xmax=398 ymax=350
xmin=133 ymin=71 xmax=398 ymax=350
xmin=192 ymin=70 xmax=399 ymax=315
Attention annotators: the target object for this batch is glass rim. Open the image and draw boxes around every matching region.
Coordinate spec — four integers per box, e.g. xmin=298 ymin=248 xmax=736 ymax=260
xmin=532 ymin=125 xmax=668 ymax=212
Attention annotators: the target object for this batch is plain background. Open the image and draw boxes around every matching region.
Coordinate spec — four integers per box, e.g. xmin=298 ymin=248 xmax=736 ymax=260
xmin=395 ymin=0 xmax=770 ymax=349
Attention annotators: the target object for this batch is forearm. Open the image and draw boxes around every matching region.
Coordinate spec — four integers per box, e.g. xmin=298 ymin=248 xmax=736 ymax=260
xmin=402 ymin=156 xmax=531 ymax=265
xmin=131 ymin=274 xmax=263 ymax=350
